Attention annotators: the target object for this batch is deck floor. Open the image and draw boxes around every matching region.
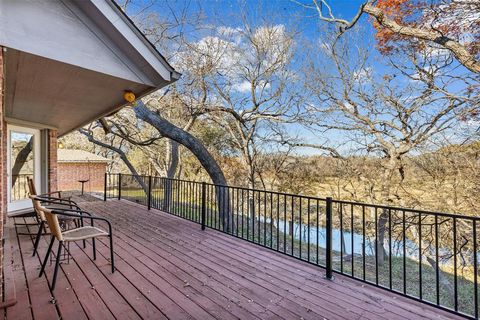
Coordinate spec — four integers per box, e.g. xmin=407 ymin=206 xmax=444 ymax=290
xmin=3 ymin=198 xmax=463 ymax=320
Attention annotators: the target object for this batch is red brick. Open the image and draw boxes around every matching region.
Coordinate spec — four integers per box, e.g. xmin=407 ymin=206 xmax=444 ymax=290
xmin=58 ymin=162 xmax=107 ymax=192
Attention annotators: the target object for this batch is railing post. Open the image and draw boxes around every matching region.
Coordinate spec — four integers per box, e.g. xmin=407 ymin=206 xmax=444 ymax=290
xmin=103 ymin=173 xmax=107 ymax=201
xmin=147 ymin=175 xmax=152 ymax=210
xmin=325 ymin=197 xmax=334 ymax=280
xmin=118 ymin=173 xmax=122 ymax=200
xmin=201 ymin=182 xmax=206 ymax=231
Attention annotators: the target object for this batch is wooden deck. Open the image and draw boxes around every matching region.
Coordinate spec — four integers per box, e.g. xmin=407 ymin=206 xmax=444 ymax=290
xmin=3 ymin=197 xmax=463 ymax=320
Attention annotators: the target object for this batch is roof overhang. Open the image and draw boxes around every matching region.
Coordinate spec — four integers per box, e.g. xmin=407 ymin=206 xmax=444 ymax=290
xmin=0 ymin=0 xmax=180 ymax=136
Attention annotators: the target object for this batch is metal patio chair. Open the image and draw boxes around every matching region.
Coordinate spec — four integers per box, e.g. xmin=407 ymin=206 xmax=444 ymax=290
xmin=27 ymin=177 xmax=83 ymax=257
xmin=14 ymin=177 xmax=70 ymax=232
xmin=30 ymin=196 xmax=115 ymax=291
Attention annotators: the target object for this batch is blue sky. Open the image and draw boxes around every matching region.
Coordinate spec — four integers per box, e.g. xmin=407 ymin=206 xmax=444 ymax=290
xmin=121 ymin=1 xmax=477 ymax=156
xmin=122 ymin=0 xmax=377 ymax=155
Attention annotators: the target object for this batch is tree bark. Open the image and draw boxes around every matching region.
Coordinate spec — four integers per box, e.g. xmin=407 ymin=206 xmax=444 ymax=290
xmin=363 ymin=3 xmax=480 ymax=74
xmin=11 ymin=137 xmax=33 ymax=187
xmin=163 ymin=140 xmax=179 ymax=212
xmin=133 ymin=101 xmax=233 ymax=231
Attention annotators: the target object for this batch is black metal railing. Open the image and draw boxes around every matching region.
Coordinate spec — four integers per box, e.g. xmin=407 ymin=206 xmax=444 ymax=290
xmin=105 ymin=173 xmax=479 ymax=319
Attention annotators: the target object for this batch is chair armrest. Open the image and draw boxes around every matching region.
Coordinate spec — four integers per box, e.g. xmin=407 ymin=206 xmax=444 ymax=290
xmin=38 ymin=191 xmax=62 ymax=198
xmin=36 ymin=196 xmax=80 ymax=210
xmin=50 ymin=209 xmax=112 ymax=235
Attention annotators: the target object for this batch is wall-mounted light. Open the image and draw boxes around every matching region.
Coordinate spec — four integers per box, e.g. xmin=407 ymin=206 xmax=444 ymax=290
xmin=123 ymin=91 xmax=136 ymax=103
xmin=58 ymin=141 xmax=65 ymax=149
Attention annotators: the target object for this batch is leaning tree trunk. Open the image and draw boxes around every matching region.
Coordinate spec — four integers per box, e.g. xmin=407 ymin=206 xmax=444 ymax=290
xmin=376 ymin=158 xmax=398 ymax=265
xmin=133 ymin=101 xmax=233 ymax=232
xmin=163 ymin=140 xmax=179 ymax=212
xmin=11 ymin=137 xmax=33 ymax=187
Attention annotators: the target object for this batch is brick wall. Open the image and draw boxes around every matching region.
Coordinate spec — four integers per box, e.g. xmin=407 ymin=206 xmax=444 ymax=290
xmin=58 ymin=162 xmax=107 ymax=192
xmin=48 ymin=130 xmax=58 ymax=193
xmin=0 ymin=46 xmax=5 ymax=299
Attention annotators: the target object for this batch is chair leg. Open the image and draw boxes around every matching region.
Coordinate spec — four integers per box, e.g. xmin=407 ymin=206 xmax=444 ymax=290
xmin=109 ymin=234 xmax=115 ymax=273
xmin=39 ymin=236 xmax=55 ymax=277
xmin=50 ymin=241 xmax=63 ymax=291
xmin=81 ymin=218 xmax=86 ymax=249
xmin=92 ymin=238 xmax=96 ymax=260
xmin=32 ymin=221 xmax=45 ymax=257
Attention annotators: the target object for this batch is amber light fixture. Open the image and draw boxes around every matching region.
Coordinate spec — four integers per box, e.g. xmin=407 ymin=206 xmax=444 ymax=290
xmin=57 ymin=142 xmax=65 ymax=149
xmin=123 ymin=91 xmax=136 ymax=103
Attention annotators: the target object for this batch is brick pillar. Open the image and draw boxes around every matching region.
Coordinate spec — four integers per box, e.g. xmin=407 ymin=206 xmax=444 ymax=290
xmin=0 ymin=46 xmax=6 ymax=300
xmin=48 ymin=130 xmax=58 ymax=193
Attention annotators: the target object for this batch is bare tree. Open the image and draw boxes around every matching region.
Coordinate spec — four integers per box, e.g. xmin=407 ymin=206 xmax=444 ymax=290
xmin=304 ymin=29 xmax=478 ymax=262
xmin=180 ymin=20 xmax=303 ymax=189
xmin=297 ymin=0 xmax=480 ymax=73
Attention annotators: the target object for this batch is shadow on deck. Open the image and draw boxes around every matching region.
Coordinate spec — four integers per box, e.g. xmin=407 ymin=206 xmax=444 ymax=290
xmin=3 ymin=196 xmax=463 ymax=319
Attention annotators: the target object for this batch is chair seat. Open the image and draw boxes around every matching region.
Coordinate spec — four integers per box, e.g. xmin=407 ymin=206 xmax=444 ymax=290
xmin=62 ymin=226 xmax=109 ymax=241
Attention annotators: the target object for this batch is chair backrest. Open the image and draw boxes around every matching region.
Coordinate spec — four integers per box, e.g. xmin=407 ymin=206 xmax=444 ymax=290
xmin=29 ymin=195 xmax=46 ymax=222
xmin=27 ymin=176 xmax=37 ymax=196
xmin=29 ymin=196 xmax=63 ymax=241
xmin=27 ymin=178 xmax=45 ymax=221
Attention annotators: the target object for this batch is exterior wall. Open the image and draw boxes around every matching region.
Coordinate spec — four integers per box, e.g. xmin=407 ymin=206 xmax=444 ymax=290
xmin=0 ymin=46 xmax=5 ymax=299
xmin=48 ymin=130 xmax=58 ymax=193
xmin=58 ymin=162 xmax=107 ymax=192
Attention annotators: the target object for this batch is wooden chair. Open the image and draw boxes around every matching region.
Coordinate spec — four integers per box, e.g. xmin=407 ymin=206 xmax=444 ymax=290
xmin=30 ymin=196 xmax=115 ymax=291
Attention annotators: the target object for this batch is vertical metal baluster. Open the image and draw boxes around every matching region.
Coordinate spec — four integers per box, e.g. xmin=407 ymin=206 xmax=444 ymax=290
xmin=363 ymin=206 xmax=366 ymax=281
xmin=308 ymin=198 xmax=311 ymax=262
xmin=340 ymin=203 xmax=344 ymax=273
xmin=375 ymin=207 xmax=378 ymax=285
xmin=418 ymin=213 xmax=423 ymax=300
xmin=235 ymin=188 xmax=240 ymax=237
xmin=325 ymin=197 xmax=333 ymax=280
xmin=403 ymin=210 xmax=406 ymax=295
xmin=242 ymin=189 xmax=245 ymax=239
xmin=435 ymin=215 xmax=439 ymax=305
xmin=474 ymin=220 xmax=478 ymax=319
xmin=264 ymin=192 xmax=267 ymax=246
xmin=299 ymin=198 xmax=302 ymax=259
xmin=316 ymin=199 xmax=319 ymax=266
xmin=291 ymin=196 xmax=295 ymax=256
xmin=284 ymin=194 xmax=287 ymax=253
xmin=453 ymin=217 xmax=458 ymax=311
xmin=147 ymin=176 xmax=152 ymax=210
xmin=388 ymin=209 xmax=392 ymax=290
xmin=188 ymin=181 xmax=191 ymax=220
xmin=277 ymin=194 xmax=280 ymax=251
xmin=208 ymin=185 xmax=212 ymax=227
xmin=252 ymin=191 xmax=256 ymax=242
xmin=258 ymin=191 xmax=261 ymax=243
xmin=181 ymin=180 xmax=184 ymax=216
xmin=270 ymin=193 xmax=273 ymax=248
xmin=351 ymin=205 xmax=354 ymax=277
xmin=247 ymin=190 xmax=250 ymax=240
xmin=201 ymin=182 xmax=206 ymax=230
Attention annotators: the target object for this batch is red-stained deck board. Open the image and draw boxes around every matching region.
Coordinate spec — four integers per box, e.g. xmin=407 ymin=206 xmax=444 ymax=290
xmin=87 ymin=202 xmax=439 ymax=320
xmin=90 ymin=204 xmax=327 ymax=320
xmin=3 ymin=198 xmax=465 ymax=320
xmin=91 ymin=205 xmax=351 ymax=320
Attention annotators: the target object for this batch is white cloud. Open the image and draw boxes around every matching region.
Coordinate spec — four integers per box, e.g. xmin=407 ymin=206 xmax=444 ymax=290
xmin=353 ymin=67 xmax=372 ymax=83
xmin=232 ymin=81 xmax=251 ymax=93
xmin=231 ymin=80 xmax=271 ymax=93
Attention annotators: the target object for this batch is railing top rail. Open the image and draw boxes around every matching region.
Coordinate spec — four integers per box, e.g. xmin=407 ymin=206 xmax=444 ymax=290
xmin=108 ymin=173 xmax=479 ymax=221
xmin=331 ymin=199 xmax=480 ymax=221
